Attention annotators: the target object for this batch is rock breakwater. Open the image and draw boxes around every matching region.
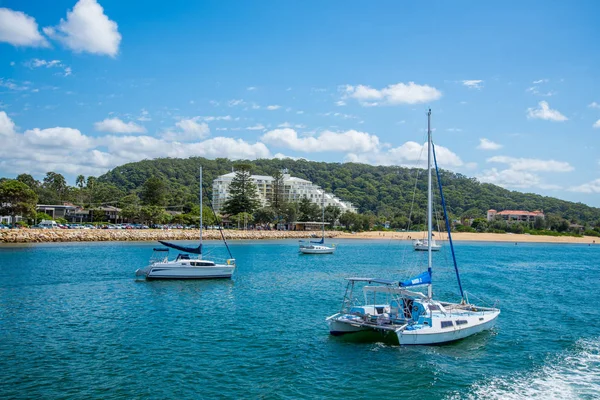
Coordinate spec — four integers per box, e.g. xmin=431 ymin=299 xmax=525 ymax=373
xmin=0 ymin=229 xmax=341 ymax=244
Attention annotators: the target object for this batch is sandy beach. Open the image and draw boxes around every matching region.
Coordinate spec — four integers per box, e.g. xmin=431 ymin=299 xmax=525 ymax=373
xmin=338 ymin=231 xmax=599 ymax=244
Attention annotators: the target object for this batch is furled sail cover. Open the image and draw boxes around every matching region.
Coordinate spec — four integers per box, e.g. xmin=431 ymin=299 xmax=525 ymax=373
xmin=158 ymin=241 xmax=202 ymax=254
xmin=399 ymin=271 xmax=431 ymax=287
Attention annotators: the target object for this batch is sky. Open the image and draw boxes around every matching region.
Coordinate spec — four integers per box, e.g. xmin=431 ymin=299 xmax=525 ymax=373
xmin=1 ymin=0 xmax=599 ymax=206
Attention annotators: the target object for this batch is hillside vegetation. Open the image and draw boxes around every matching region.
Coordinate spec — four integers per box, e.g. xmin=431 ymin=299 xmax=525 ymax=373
xmin=97 ymin=157 xmax=600 ymax=224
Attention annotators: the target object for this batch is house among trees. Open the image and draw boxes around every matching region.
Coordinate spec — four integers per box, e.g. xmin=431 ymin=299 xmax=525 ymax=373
xmin=487 ymin=209 xmax=545 ymax=223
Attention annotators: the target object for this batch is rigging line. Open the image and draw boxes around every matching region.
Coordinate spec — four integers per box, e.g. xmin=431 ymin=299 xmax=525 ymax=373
xmin=432 ymin=141 xmax=465 ymax=300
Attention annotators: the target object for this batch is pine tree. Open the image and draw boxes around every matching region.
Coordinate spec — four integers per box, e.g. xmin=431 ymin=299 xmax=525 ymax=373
xmin=269 ymin=169 xmax=286 ymax=212
xmin=222 ymin=164 xmax=261 ymax=215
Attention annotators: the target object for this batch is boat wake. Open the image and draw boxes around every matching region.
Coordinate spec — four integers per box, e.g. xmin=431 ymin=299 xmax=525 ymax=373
xmin=456 ymin=338 xmax=600 ymax=399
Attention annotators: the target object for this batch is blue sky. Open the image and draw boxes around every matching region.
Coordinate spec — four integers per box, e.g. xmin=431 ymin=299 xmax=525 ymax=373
xmin=1 ymin=0 xmax=599 ymax=206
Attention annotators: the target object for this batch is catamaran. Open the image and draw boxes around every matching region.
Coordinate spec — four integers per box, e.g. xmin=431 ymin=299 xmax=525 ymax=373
xmin=299 ymin=194 xmax=335 ymax=254
xmin=326 ymin=110 xmax=500 ymax=344
xmin=135 ymin=167 xmax=236 ymax=279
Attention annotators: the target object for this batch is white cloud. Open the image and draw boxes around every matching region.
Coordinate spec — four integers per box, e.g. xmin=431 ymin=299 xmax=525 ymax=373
xmin=0 ymin=112 xmax=271 ymax=177
xmin=201 ymin=115 xmax=232 ymax=121
xmin=25 ymin=127 xmax=94 ymax=149
xmin=0 ymin=78 xmax=29 ymax=91
xmin=477 ymin=168 xmax=542 ymax=189
xmin=532 ymin=79 xmax=548 ymax=84
xmin=487 ymin=155 xmax=573 ymax=172
xmin=247 ymin=124 xmax=265 ymax=131
xmin=569 ymin=179 xmax=600 ymax=193
xmin=477 ymin=138 xmax=503 ymax=150
xmin=588 ymin=102 xmax=600 ymax=109
xmin=0 ymin=8 xmax=49 ymax=47
xmin=320 ymin=112 xmax=358 ymax=120
xmin=43 ymin=0 xmax=121 ymax=57
xmin=343 ymin=82 xmax=442 ymax=106
xmin=228 ymin=99 xmax=245 ymax=107
xmin=266 ymin=105 xmax=281 ymax=110
xmin=0 ymin=111 xmax=17 ymax=136
xmin=526 ymin=86 xmax=556 ymax=97
xmin=335 ymin=100 xmax=346 ymax=106
xmin=526 ymin=101 xmax=568 ymax=121
xmin=346 ymin=141 xmax=463 ymax=168
xmin=161 ymin=118 xmax=210 ymax=141
xmin=594 ymin=119 xmax=600 ymax=129
xmin=24 ymin=58 xmax=72 ymax=77
xmin=137 ymin=109 xmax=151 ymax=122
xmin=261 ymin=128 xmax=380 ymax=153
xmin=462 ymin=80 xmax=483 ymax=89
xmin=94 ymin=117 xmax=146 ymax=134
xmin=277 ymin=122 xmax=305 ymax=129
xmin=296 ymin=111 xmax=304 ymax=115
xmin=246 ymin=86 xmax=256 ymax=91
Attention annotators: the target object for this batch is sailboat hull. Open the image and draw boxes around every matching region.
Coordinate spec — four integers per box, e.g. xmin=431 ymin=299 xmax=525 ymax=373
xmin=299 ymin=245 xmax=335 ymax=254
xmin=136 ymin=262 xmax=235 ymax=279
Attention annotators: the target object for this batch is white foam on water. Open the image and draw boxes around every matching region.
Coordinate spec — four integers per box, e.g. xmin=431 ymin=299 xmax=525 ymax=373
xmin=454 ymin=338 xmax=600 ymax=400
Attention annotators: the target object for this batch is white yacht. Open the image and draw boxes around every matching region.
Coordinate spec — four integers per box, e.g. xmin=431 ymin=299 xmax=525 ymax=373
xmin=326 ymin=110 xmax=500 ymax=345
xmin=413 ymin=238 xmax=441 ymax=251
xmin=135 ymin=167 xmax=235 ymax=280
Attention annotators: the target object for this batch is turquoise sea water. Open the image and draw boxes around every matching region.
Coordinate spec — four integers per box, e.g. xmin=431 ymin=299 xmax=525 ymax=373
xmin=1 ymin=239 xmax=599 ymax=399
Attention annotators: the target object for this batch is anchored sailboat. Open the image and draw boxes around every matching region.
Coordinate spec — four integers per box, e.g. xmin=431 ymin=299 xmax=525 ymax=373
xmin=135 ymin=167 xmax=236 ymax=279
xmin=326 ymin=110 xmax=500 ymax=344
xmin=299 ymin=193 xmax=335 ymax=254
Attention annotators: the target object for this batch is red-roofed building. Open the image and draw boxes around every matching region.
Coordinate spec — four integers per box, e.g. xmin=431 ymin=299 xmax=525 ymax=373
xmin=487 ymin=209 xmax=544 ymax=223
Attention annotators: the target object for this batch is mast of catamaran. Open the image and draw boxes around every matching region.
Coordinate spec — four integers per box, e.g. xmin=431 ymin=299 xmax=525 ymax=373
xmin=199 ymin=166 xmax=203 ymax=260
xmin=427 ymin=109 xmax=433 ymax=298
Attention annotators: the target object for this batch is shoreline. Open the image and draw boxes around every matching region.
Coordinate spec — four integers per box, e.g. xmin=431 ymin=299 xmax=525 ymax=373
xmin=0 ymin=229 xmax=340 ymax=244
xmin=0 ymin=228 xmax=598 ymax=244
xmin=338 ymin=231 xmax=599 ymax=244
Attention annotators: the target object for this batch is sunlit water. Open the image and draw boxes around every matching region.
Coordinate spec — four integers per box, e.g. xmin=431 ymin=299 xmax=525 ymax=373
xmin=1 ymin=239 xmax=599 ymax=399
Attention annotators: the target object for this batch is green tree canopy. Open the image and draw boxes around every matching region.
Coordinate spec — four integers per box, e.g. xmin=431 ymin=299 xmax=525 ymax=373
xmin=140 ymin=177 xmax=166 ymax=206
xmin=0 ymin=180 xmax=38 ymax=227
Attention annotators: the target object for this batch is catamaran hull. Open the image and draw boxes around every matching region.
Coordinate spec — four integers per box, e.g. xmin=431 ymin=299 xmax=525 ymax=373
xmin=328 ymin=310 xmax=500 ymax=345
xmin=136 ymin=265 xmax=235 ymax=279
xmin=396 ymin=311 xmax=500 ymax=345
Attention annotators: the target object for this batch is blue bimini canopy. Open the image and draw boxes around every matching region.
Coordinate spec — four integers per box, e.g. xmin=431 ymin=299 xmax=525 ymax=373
xmin=400 ymin=271 xmax=432 ymax=287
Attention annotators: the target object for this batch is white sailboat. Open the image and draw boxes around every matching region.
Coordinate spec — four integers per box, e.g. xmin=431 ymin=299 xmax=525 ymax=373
xmin=299 ymin=194 xmax=335 ymax=254
xmin=326 ymin=110 xmax=500 ymax=344
xmin=135 ymin=167 xmax=236 ymax=279
xmin=413 ymin=237 xmax=441 ymax=251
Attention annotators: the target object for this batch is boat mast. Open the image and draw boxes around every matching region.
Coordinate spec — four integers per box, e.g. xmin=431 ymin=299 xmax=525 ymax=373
xmin=199 ymin=166 xmax=203 ymax=259
xmin=427 ymin=109 xmax=433 ymax=298
xmin=322 ymin=191 xmax=325 ymax=241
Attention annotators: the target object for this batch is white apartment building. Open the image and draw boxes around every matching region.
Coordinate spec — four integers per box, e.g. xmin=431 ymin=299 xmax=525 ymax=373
xmin=212 ymin=171 xmax=357 ymax=214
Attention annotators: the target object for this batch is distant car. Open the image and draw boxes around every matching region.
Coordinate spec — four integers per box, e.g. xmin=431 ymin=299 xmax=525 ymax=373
xmin=0 ymin=224 xmax=9 ymax=229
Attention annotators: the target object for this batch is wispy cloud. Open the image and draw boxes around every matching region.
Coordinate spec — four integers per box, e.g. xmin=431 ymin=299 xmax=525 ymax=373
xmin=343 ymin=82 xmax=442 ymax=106
xmin=462 ymin=80 xmax=484 ymax=89
xmin=477 ymin=138 xmax=502 ymax=150
xmin=526 ymin=101 xmax=568 ymax=122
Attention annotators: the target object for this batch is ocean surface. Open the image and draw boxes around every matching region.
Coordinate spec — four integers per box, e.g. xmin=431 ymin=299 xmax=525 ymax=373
xmin=1 ymin=239 xmax=599 ymax=399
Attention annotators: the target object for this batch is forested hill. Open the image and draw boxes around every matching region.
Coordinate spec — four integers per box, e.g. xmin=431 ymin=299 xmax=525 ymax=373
xmin=98 ymin=157 xmax=600 ymax=223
